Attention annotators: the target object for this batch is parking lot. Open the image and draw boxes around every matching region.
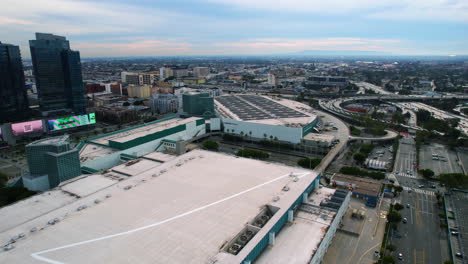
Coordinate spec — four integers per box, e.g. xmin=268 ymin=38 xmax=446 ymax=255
xmin=323 ymin=197 xmax=388 ymax=264
xmin=420 ymin=143 xmax=464 ymax=176
xmin=368 ymin=144 xmax=393 ymax=168
xmin=445 ymin=190 xmax=468 ymax=264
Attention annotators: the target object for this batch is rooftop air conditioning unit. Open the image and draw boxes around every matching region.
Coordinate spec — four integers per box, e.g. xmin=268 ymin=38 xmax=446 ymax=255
xmin=237 ymin=235 xmax=249 ymax=246
xmin=228 ymin=243 xmax=242 ymax=255
xmin=254 ymin=218 xmax=266 ymax=227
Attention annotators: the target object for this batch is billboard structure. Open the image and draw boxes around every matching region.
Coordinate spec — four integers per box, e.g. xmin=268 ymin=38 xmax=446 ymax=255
xmin=48 ymin=113 xmax=96 ymax=131
xmin=11 ymin=120 xmax=44 ymax=136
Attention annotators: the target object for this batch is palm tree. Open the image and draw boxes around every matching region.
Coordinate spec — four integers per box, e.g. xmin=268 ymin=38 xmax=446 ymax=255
xmin=269 ymin=135 xmax=273 ymax=141
xmin=249 ymin=131 xmax=252 ymax=142
xmin=263 ymin=133 xmax=267 ymax=140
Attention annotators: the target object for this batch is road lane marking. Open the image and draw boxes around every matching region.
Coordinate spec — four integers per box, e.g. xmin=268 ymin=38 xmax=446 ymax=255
xmin=356 ymin=242 xmax=381 ymax=264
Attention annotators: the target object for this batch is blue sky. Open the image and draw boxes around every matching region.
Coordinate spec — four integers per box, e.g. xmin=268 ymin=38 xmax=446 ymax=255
xmin=1 ymin=0 xmax=467 ymax=57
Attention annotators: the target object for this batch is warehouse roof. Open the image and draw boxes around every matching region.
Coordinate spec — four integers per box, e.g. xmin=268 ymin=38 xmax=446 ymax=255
xmin=215 ymin=94 xmax=316 ymax=126
xmin=91 ymin=117 xmax=201 ymax=145
xmin=0 ymin=150 xmax=320 ymax=264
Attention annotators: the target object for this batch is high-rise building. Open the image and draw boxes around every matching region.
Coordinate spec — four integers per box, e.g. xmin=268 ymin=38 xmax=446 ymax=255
xmin=121 ymin=71 xmax=158 ymax=85
xmin=193 ymin=67 xmax=210 ymax=78
xmin=23 ymin=135 xmax=81 ymax=191
xmin=151 ymin=93 xmax=179 ymax=114
xmin=267 ymin=72 xmax=277 ymax=87
xmin=29 ymin=33 xmax=85 ymax=116
xmin=159 ymin=66 xmax=173 ymax=80
xmin=182 ymin=92 xmax=215 ymax=118
xmin=0 ymin=41 xmax=30 ymax=122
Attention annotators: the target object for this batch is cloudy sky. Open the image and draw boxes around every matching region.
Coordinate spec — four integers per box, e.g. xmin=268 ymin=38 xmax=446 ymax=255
xmin=1 ymin=0 xmax=467 ymax=58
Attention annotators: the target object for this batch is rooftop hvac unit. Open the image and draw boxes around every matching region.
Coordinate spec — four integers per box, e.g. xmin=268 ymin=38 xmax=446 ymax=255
xmin=261 ymin=214 xmax=270 ymax=221
xmin=254 ymin=218 xmax=266 ymax=227
xmin=237 ymin=235 xmax=249 ymax=246
xmin=245 ymin=230 xmax=254 ymax=239
xmin=333 ymin=191 xmax=347 ymax=198
xmin=228 ymin=243 xmax=242 ymax=255
xmin=335 ymin=189 xmax=348 ymax=194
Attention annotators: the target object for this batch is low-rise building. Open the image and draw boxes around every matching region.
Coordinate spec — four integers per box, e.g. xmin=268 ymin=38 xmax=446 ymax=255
xmin=330 ymin=173 xmax=382 ymax=207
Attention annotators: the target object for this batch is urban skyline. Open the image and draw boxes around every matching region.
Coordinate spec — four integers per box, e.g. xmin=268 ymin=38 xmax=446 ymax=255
xmin=0 ymin=0 xmax=467 ymax=58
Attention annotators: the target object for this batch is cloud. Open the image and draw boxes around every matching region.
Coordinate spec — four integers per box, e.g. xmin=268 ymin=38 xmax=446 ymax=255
xmin=206 ymin=0 xmax=468 ymax=23
xmin=0 ymin=0 xmax=176 ymax=35
xmin=74 ymin=40 xmax=194 ymax=57
xmin=211 ymin=38 xmax=404 ymax=54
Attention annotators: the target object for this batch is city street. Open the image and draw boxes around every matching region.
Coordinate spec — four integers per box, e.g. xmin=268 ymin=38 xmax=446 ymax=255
xmin=393 ymin=136 xmax=419 ymax=181
xmin=389 ymin=135 xmax=449 ymax=263
xmin=388 ymin=190 xmax=446 ymax=264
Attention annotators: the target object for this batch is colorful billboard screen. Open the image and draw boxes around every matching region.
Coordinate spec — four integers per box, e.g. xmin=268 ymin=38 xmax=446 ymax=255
xmin=48 ymin=113 xmax=96 ymax=131
xmin=11 ymin=120 xmax=44 ymax=136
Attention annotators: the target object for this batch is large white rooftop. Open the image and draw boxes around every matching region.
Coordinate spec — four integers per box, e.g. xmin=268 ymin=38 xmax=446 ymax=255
xmin=0 ymin=150 xmax=320 ymax=264
xmin=215 ymin=94 xmax=317 ymax=127
xmin=91 ymin=117 xmax=200 ymax=145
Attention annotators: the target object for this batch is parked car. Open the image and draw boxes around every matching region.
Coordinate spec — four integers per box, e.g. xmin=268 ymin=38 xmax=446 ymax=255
xmin=398 ymin=253 xmax=403 ymax=260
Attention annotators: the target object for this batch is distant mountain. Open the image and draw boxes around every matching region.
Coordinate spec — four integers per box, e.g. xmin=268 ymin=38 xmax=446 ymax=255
xmin=294 ymin=50 xmax=392 ymax=56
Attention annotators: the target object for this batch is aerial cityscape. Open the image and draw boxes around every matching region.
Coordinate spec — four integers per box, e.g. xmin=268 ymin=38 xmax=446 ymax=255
xmin=1 ymin=1 xmax=468 ymax=264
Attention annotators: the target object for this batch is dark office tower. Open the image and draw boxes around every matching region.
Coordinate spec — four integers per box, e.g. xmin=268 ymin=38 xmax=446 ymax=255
xmin=29 ymin=33 xmax=85 ymax=115
xmin=0 ymin=41 xmax=30 ymax=122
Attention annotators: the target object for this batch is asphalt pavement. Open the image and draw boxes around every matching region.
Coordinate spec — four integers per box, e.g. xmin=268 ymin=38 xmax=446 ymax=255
xmin=393 ymin=136 xmax=418 ymax=180
xmin=420 ymin=143 xmax=464 ymax=176
xmin=389 ymin=189 xmax=445 ymax=264
xmin=389 ymin=135 xmax=449 ymax=263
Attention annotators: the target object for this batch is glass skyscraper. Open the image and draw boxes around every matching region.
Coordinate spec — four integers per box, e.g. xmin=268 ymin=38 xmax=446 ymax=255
xmin=0 ymin=41 xmax=29 ymax=122
xmin=24 ymin=135 xmax=81 ymax=190
xmin=29 ymin=33 xmax=85 ymax=115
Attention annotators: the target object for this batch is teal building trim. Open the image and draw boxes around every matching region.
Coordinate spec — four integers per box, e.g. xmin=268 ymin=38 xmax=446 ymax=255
xmin=302 ymin=119 xmax=319 ymax=137
xmin=108 ymin=124 xmax=186 ymax=150
xmin=242 ymin=175 xmax=321 ymax=263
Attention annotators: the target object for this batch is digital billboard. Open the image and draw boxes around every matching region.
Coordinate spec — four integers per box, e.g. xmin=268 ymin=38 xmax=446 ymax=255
xmin=0 ymin=127 xmax=2 ymax=142
xmin=48 ymin=113 xmax=96 ymax=131
xmin=11 ymin=120 xmax=44 ymax=136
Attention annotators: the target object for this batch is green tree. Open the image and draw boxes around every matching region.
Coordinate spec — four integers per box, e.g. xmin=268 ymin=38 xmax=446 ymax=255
xmin=0 ymin=172 xmax=9 ymax=187
xmin=386 ymin=244 xmax=396 ymax=252
xmin=387 ymin=211 xmax=402 ymax=223
xmin=297 ymin=158 xmax=322 ymax=169
xmin=203 ymin=140 xmax=219 ymax=151
xmin=382 ymin=255 xmax=395 ymax=264
xmin=419 ymin=169 xmax=435 ymax=179
xmin=353 ymin=152 xmax=366 ymax=165
xmin=393 ymin=203 xmax=403 ymax=211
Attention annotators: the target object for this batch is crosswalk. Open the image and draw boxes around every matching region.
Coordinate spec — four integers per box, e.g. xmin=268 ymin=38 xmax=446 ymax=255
xmin=403 ymin=186 xmax=435 ymax=196
xmin=397 ymin=172 xmax=417 ymax=179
